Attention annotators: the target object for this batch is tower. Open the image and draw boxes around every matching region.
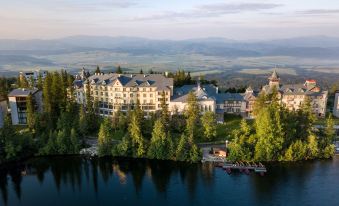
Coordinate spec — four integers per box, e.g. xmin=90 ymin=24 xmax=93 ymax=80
xmin=268 ymin=70 xmax=280 ymax=88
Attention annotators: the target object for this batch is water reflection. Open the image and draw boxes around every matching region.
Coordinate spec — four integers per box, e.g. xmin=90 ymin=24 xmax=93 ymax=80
xmin=0 ymin=157 xmax=338 ymax=206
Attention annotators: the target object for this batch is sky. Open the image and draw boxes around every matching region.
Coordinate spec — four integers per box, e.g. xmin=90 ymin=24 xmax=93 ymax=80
xmin=1 ymin=0 xmax=339 ymax=40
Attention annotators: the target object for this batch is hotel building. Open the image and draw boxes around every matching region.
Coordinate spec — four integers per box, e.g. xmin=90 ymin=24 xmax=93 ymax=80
xmin=76 ymin=73 xmax=173 ymax=116
xmin=8 ymin=88 xmax=43 ymax=125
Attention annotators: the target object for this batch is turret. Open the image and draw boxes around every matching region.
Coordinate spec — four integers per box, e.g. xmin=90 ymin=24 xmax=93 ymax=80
xmin=268 ymin=70 xmax=280 ymax=88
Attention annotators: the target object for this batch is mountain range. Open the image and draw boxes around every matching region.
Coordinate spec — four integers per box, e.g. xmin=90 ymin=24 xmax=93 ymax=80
xmin=1 ymin=35 xmax=339 ymax=58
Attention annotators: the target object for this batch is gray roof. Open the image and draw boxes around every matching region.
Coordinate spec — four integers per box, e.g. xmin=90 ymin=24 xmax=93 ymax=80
xmin=171 ymin=84 xmax=217 ymax=102
xmin=280 ymin=84 xmax=327 ymax=96
xmin=216 ymin=93 xmax=244 ymax=104
xmin=262 ymin=83 xmax=327 ymax=96
xmin=8 ymin=88 xmax=39 ymax=97
xmin=84 ymin=73 xmax=173 ymax=91
xmin=171 ymin=84 xmax=244 ymax=103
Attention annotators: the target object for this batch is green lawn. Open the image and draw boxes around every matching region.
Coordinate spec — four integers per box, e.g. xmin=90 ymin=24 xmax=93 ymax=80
xmin=214 ymin=114 xmax=253 ymax=142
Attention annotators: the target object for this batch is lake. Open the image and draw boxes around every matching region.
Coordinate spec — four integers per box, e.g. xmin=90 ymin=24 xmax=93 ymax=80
xmin=1 ymin=156 xmax=339 ymax=206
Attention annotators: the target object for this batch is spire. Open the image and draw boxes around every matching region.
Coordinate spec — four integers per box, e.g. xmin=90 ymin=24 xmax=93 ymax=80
xmin=268 ymin=70 xmax=280 ymax=87
xmin=270 ymin=70 xmax=279 ymax=80
xmin=197 ymin=76 xmax=201 ymax=91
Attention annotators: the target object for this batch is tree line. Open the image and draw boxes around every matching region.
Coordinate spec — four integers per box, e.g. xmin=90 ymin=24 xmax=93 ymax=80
xmin=97 ymin=91 xmax=218 ymax=162
xmin=0 ymin=71 xmax=86 ymax=163
xmin=1 ymin=70 xmax=219 ymax=163
xmin=227 ymin=88 xmax=336 ymax=161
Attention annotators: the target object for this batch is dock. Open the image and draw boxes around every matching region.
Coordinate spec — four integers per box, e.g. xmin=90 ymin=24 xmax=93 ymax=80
xmin=221 ymin=162 xmax=267 ymax=175
xmin=200 ymin=146 xmax=267 ymax=175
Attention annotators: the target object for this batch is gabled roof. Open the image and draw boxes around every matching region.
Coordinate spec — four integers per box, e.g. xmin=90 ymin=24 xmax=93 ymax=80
xmin=171 ymin=84 xmax=217 ymax=102
xmin=86 ymin=73 xmax=173 ymax=91
xmin=171 ymin=84 xmax=245 ymax=104
xmin=269 ymin=70 xmax=280 ymax=80
xmin=8 ymin=88 xmax=39 ymax=97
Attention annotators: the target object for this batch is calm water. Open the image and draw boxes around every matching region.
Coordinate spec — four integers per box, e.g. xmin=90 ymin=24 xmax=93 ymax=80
xmin=1 ymin=156 xmax=339 ymax=206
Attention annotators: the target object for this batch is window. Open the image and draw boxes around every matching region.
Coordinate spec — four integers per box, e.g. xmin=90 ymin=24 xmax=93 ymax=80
xmin=150 ymin=94 xmax=153 ymax=98
xmin=143 ymin=94 xmax=146 ymax=98
xmin=130 ymin=93 xmax=133 ymax=97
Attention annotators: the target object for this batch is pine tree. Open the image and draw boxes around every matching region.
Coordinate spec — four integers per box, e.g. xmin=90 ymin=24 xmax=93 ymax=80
xmin=70 ymin=128 xmax=80 ymax=153
xmin=42 ymin=73 xmax=52 ymax=114
xmin=147 ymin=119 xmax=167 ymax=159
xmin=201 ymin=111 xmax=217 ymax=140
xmin=18 ymin=74 xmax=29 ymax=88
xmin=78 ymin=105 xmax=87 ymax=135
xmin=297 ymin=96 xmax=316 ymax=140
xmin=26 ymin=94 xmax=35 ymax=131
xmin=160 ymin=91 xmax=170 ymax=127
xmin=0 ymin=116 xmax=15 ymax=160
xmin=307 ymin=134 xmax=319 ymax=159
xmin=254 ymin=105 xmax=284 ymax=161
xmin=324 ymin=114 xmax=335 ymax=146
xmin=320 ymin=114 xmax=335 ymax=158
xmin=29 ymin=76 xmax=35 ymax=88
xmin=95 ymin=65 xmax=101 ymax=74
xmin=283 ymin=140 xmax=307 ymax=161
xmin=185 ymin=92 xmax=199 ymax=143
xmin=139 ymin=69 xmax=144 ymax=74
xmin=37 ymin=73 xmax=43 ymax=90
xmin=56 ymin=129 xmax=67 ymax=154
xmin=176 ymin=134 xmax=189 ymax=161
xmin=98 ymin=118 xmax=113 ymax=156
xmin=116 ymin=65 xmax=123 ymax=74
xmin=128 ymin=111 xmax=145 ymax=157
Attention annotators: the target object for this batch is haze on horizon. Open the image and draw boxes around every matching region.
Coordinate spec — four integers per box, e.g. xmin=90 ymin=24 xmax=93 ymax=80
xmin=1 ymin=0 xmax=339 ymax=40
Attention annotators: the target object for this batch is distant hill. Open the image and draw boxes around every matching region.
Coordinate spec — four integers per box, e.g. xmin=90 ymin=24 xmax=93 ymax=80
xmin=1 ymin=35 xmax=339 ymax=59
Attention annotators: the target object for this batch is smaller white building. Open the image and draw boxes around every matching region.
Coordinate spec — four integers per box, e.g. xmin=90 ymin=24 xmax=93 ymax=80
xmin=169 ymin=82 xmax=247 ymax=122
xmin=8 ymin=88 xmax=43 ymax=125
xmin=169 ymin=83 xmax=216 ymax=115
xmin=0 ymin=95 xmax=7 ymax=128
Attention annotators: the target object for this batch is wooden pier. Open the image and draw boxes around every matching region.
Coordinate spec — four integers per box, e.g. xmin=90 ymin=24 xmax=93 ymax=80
xmin=201 ymin=147 xmax=267 ymax=175
xmin=213 ymin=161 xmax=267 ymax=175
xmin=221 ymin=162 xmax=267 ymax=174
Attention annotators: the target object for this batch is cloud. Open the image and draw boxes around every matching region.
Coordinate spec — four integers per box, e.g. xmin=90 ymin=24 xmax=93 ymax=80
xmin=197 ymin=3 xmax=282 ymax=13
xmin=45 ymin=0 xmax=138 ymax=12
xmin=298 ymin=9 xmax=339 ymax=15
xmin=134 ymin=2 xmax=283 ymax=21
